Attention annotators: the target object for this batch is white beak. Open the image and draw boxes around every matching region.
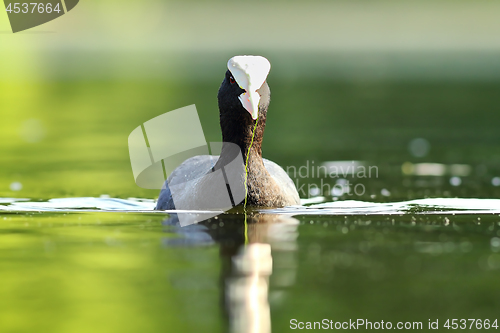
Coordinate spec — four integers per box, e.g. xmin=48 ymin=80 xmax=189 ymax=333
xmin=227 ymin=55 xmax=271 ymax=120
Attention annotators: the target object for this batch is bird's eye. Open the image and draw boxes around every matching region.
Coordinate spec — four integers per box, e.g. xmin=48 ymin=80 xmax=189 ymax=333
xmin=229 ymin=76 xmax=236 ymax=84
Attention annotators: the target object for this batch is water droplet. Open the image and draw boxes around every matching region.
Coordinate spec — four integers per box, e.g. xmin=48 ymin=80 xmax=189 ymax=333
xmin=381 ymin=188 xmax=391 ymax=197
xmin=449 ymin=177 xmax=461 ymax=186
xmin=408 ymin=138 xmax=430 ymax=158
xmin=491 ymin=237 xmax=500 ymax=252
xmin=9 ymin=182 xmax=22 ymax=191
xmin=309 ymin=186 xmax=320 ymax=196
xmin=492 ymin=177 xmax=500 ymax=187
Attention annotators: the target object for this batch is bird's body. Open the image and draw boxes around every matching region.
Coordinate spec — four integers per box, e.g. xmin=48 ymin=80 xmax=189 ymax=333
xmin=156 ymin=155 xmax=299 ymax=210
xmin=155 ymin=56 xmax=300 ymax=211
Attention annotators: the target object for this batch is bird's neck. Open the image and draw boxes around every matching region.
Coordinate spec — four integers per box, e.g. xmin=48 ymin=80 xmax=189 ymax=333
xmin=219 ymin=112 xmax=266 ymax=164
xmin=217 ymin=109 xmax=287 ymax=207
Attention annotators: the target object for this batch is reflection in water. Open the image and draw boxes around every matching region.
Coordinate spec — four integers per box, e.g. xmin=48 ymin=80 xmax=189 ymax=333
xmin=401 ymin=162 xmax=471 ymax=177
xmin=163 ymin=213 xmax=299 ymax=333
xmin=229 ymin=243 xmax=272 ymax=333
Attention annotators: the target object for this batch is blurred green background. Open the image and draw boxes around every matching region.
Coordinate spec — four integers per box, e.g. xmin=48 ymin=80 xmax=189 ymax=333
xmin=2 ymin=0 xmax=500 ymax=200
xmin=2 ymin=2 xmax=500 ymax=333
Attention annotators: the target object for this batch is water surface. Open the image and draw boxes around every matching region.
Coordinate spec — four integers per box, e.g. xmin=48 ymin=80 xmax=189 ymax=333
xmin=1 ymin=198 xmax=500 ymax=332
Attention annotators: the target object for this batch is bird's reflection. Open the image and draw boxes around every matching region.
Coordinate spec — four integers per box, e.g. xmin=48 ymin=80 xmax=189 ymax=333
xmin=162 ymin=212 xmax=299 ymax=333
xmin=228 ymin=242 xmax=272 ymax=333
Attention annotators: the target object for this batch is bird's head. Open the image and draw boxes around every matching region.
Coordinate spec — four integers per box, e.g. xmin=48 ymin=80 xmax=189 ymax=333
xmin=218 ymin=55 xmax=271 ymax=120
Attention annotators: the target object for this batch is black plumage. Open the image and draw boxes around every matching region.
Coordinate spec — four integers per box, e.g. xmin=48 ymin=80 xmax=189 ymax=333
xmin=155 ymin=64 xmax=300 ymax=210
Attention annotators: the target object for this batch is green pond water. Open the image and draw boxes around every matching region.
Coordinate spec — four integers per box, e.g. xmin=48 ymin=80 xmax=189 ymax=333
xmin=2 ymin=79 xmax=500 ymax=332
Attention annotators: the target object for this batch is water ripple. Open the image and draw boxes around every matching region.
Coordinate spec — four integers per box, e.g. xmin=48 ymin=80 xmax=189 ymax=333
xmin=1 ymin=197 xmax=500 ymax=216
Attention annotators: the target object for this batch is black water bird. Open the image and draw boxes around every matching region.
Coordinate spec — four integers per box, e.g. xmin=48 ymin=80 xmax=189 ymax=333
xmin=155 ymin=56 xmax=300 ymax=210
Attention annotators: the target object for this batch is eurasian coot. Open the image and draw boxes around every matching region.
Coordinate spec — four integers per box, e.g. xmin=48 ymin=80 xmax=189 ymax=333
xmin=155 ymin=56 xmax=300 ymax=210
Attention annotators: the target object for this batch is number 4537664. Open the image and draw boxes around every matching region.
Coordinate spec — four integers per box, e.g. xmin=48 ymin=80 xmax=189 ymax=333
xmin=6 ymin=3 xmax=61 ymax=14
xmin=444 ymin=319 xmax=498 ymax=330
